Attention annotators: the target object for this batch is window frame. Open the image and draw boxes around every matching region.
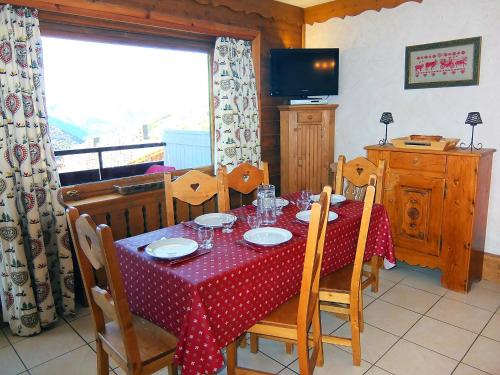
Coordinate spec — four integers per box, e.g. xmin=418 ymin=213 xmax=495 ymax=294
xmin=41 ymin=18 xmax=217 ymax=185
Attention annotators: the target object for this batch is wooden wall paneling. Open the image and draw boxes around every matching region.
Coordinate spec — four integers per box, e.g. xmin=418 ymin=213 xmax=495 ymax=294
xmin=127 ymin=206 xmax=145 ymax=236
xmin=108 ymin=209 xmax=128 ymax=239
xmin=304 ymin=0 xmax=423 ymax=25
xmin=144 ymin=202 xmax=162 ymax=232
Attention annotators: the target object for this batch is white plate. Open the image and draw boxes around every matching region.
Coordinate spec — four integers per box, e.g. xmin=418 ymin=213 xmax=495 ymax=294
xmin=310 ymin=194 xmax=346 ymax=205
xmin=145 ymin=238 xmax=198 ymax=259
xmin=296 ymin=210 xmax=338 ymax=223
xmin=243 ymin=227 xmax=292 ymax=246
xmin=194 ymin=213 xmax=236 ymax=228
xmin=252 ymin=197 xmax=289 ymax=208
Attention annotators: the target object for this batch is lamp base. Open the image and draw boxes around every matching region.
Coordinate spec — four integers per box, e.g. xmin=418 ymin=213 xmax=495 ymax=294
xmin=459 ymin=125 xmax=482 ymax=151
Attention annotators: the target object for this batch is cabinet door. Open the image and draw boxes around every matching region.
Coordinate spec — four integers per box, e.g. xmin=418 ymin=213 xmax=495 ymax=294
xmin=296 ymin=122 xmax=324 ymax=192
xmin=386 ymin=173 xmax=445 ymax=256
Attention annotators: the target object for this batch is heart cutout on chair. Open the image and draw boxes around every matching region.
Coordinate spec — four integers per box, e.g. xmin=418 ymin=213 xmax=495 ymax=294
xmin=356 ymin=167 xmax=364 ymax=176
xmin=242 ymin=172 xmax=250 ymax=183
xmin=190 ymin=183 xmax=200 ymax=192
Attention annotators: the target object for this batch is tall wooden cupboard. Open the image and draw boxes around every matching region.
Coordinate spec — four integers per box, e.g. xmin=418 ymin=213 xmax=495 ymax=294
xmin=366 ymin=145 xmax=495 ymax=292
xmin=278 ymin=104 xmax=337 ymax=194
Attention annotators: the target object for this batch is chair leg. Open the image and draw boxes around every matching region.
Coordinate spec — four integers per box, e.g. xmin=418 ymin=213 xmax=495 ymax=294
xmin=168 ymin=364 xmax=178 ymax=375
xmin=226 ymin=341 xmax=238 ymax=375
xmin=96 ymin=339 xmax=109 ymax=375
xmin=285 ymin=343 xmax=293 ymax=354
xmin=250 ymin=333 xmax=259 ymax=353
xmin=370 ymin=256 xmax=381 ymax=293
xmin=312 ymin=304 xmax=324 ymax=367
xmin=239 ymin=333 xmax=247 ymax=348
xmin=359 ymin=289 xmax=364 ymax=333
xmin=351 ymin=322 xmax=361 ymax=366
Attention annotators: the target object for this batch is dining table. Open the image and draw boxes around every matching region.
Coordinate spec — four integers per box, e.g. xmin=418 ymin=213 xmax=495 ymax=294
xmin=114 ymin=192 xmax=395 ymax=375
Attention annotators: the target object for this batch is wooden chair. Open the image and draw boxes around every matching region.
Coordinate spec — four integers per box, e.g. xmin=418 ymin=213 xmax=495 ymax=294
xmin=218 ymin=161 xmax=269 ymax=210
xmin=164 ymin=170 xmax=227 ymax=226
xmin=332 ymin=155 xmax=385 ymax=293
xmin=319 ymin=175 xmax=377 ymax=366
xmin=66 ymin=207 xmax=178 ymax=375
xmin=227 ymin=186 xmax=332 ymax=375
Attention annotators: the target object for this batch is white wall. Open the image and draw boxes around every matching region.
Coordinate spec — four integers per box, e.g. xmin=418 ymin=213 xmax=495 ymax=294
xmin=306 ymin=0 xmax=500 ymax=255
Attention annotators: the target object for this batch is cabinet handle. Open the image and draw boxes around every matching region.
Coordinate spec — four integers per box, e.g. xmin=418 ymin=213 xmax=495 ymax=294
xmin=307 ymin=115 xmax=313 ymax=120
xmin=298 ymin=159 xmax=303 ymax=167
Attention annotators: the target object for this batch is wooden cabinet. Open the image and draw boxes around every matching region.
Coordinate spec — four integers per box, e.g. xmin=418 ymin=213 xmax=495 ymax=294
xmin=366 ymin=145 xmax=495 ymax=292
xmin=279 ymin=104 xmax=337 ymax=194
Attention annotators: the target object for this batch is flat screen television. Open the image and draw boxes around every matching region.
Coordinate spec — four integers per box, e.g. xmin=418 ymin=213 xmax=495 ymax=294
xmin=270 ymin=48 xmax=339 ymax=97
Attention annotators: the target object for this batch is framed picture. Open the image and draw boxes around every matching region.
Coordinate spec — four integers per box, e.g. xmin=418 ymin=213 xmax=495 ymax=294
xmin=405 ymin=37 xmax=481 ymax=89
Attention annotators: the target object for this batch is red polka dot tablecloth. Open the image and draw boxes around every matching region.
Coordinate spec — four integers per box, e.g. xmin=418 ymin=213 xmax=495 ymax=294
xmin=115 ymin=194 xmax=395 ymax=375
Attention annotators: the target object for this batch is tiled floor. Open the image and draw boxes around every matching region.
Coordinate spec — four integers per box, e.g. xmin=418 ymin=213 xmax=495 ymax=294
xmin=1 ymin=262 xmax=500 ymax=375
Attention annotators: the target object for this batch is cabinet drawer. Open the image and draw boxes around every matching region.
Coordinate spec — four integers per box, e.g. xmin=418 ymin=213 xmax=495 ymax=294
xmin=297 ymin=111 xmax=322 ymax=123
xmin=390 ymin=152 xmax=446 ymax=173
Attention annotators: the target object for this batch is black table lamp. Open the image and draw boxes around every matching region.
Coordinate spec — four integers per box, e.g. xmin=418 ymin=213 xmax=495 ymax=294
xmin=379 ymin=112 xmax=394 ymax=146
xmin=460 ymin=112 xmax=483 ymax=151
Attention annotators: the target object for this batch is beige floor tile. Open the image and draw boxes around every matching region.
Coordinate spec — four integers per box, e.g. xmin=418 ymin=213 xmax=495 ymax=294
xmin=320 ymin=310 xmax=348 ymax=335
xmin=474 ymin=279 xmax=500 ymax=294
xmin=14 ymin=321 xmax=86 ymax=369
xmin=404 ymin=316 xmax=477 ymax=360
xmin=364 ymin=278 xmax=396 ymax=299
xmin=452 ymin=363 xmax=489 ymax=375
xmin=69 ymin=314 xmax=95 ymax=343
xmin=377 ymin=339 xmax=457 ymax=375
xmin=363 ymin=299 xmax=421 ymax=336
xmin=2 ymin=327 xmax=29 ymax=345
xmin=400 ymin=269 xmax=448 ymax=296
xmin=463 ymin=336 xmax=500 ymax=374
xmin=426 ymin=298 xmax=493 ymax=334
xmin=378 ymin=265 xmax=415 ymax=283
xmin=482 ymin=313 xmax=500 ymax=342
xmin=380 ymin=284 xmax=440 ymax=314
xmin=289 ymin=343 xmax=371 ymax=374
xmin=255 ymin=337 xmax=297 ymax=367
xmin=364 ymin=366 xmax=393 ymax=375
xmin=332 ymin=322 xmax=399 ymax=364
xmin=63 ymin=304 xmax=91 ymax=323
xmin=278 ymin=368 xmax=298 ymax=375
xmin=445 ymin=284 xmax=500 ymax=312
xmin=0 ymin=329 xmax=9 ymax=349
xmin=0 ymin=345 xmax=26 ymax=375
xmin=29 ymin=345 xmax=113 ymax=375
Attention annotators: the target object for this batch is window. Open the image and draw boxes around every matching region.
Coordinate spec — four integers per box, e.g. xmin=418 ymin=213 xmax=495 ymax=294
xmin=42 ymin=36 xmax=213 ymax=185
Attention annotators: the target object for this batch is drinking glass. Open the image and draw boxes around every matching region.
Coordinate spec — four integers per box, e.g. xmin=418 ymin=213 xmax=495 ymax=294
xmin=297 ymin=198 xmax=310 ymax=212
xmin=197 ymin=227 xmax=214 ymax=249
xmin=221 ymin=214 xmax=236 ymax=233
xmin=276 ymin=198 xmax=284 ymax=216
xmin=300 ymin=190 xmax=311 ymax=202
xmin=247 ymin=214 xmax=262 ymax=229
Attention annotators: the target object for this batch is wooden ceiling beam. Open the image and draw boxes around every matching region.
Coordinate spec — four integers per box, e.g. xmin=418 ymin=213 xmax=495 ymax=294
xmin=304 ymin=0 xmax=424 ymax=25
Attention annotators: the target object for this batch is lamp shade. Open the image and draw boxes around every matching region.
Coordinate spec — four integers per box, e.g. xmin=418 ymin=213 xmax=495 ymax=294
xmin=380 ymin=112 xmax=394 ymax=125
xmin=465 ymin=112 xmax=482 ymax=126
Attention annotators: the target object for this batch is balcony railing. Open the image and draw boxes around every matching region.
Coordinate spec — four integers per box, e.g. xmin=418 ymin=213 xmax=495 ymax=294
xmin=55 ymin=142 xmax=166 ymax=186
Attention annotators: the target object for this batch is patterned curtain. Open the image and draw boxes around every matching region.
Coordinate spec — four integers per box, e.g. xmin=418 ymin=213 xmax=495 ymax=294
xmin=213 ymin=37 xmax=260 ymax=171
xmin=0 ymin=5 xmax=74 ymax=336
